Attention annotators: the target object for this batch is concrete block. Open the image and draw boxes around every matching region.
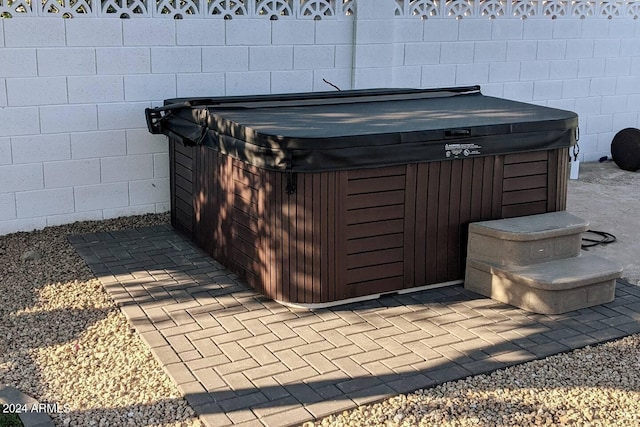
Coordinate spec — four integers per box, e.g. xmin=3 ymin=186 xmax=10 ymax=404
xmin=0 ymin=80 xmax=5 ymax=107
xmin=392 ymin=65 xmax=421 ymax=88
xmin=474 ymin=41 xmax=506 ymax=62
xmin=489 ymin=62 xmax=520 ymax=83
xmin=0 ymin=138 xmax=10 ymax=165
xmin=0 ymin=164 xmax=43 ymax=192
xmin=334 ymin=45 xmax=354 ymax=69
xmin=491 ymin=20 xmax=523 ymax=40
xmin=609 ymin=20 xmax=636 ymax=38
xmin=502 ymin=82 xmax=534 ymax=102
xmin=520 ymin=61 xmax=550 ymax=81
xmin=0 ymin=217 xmax=47 ymax=235
xmin=0 ymin=107 xmax=40 ymax=137
xmin=0 ymin=20 xmax=3 ymax=47
xmin=271 ymin=70 xmax=313 ymax=94
xmin=549 ymin=60 xmax=579 ymax=80
xmin=439 ymin=42 xmax=474 ymax=64
xmin=98 ymin=102 xmax=150 ymax=130
xmin=294 ymin=45 xmax=335 ymax=70
xmin=572 ymin=96 xmax=602 ymax=116
xmin=71 ymin=130 xmax=127 ymax=159
xmin=65 ymin=18 xmax=123 ymax=47
xmin=605 ymin=57 xmax=631 ymax=77
xmin=456 ymin=63 xmax=489 ymax=85
xmin=96 ymin=48 xmax=151 ymax=75
xmin=353 ymin=67 xmax=393 ymax=89
xmin=612 ymin=112 xmax=639 ymax=131
xmin=421 ymin=65 xmax=457 ymax=89
xmin=126 ymin=129 xmax=168 ymax=154
xmin=403 ymin=43 xmax=440 ymax=66
xmin=123 ymin=19 xmax=176 ymax=46
xmin=620 ymin=39 xmax=640 ymax=57
xmin=101 ymin=154 xmax=154 ymax=183
xmin=44 ymin=159 xmax=101 ymax=188
xmin=225 ymin=19 xmax=271 ymax=46
xmin=578 ymin=58 xmax=606 ymax=77
xmin=551 ymin=19 xmax=581 ymax=39
xmin=459 ymin=19 xmax=491 ymax=41
xmin=272 ymin=20 xmax=315 ymax=45
xmin=154 ymin=152 xmax=169 ymax=178
xmin=129 ymin=178 xmax=170 ymax=205
xmin=40 ymin=105 xmax=97 ymax=134
xmin=506 ymin=40 xmax=537 ymax=61
xmin=533 ymin=80 xmax=563 ymax=101
xmin=631 ymin=57 xmax=640 ymax=75
xmin=594 ymin=39 xmax=621 ymax=58
xmin=585 ymin=114 xmax=613 ymax=134
xmin=601 ymin=95 xmax=629 ymax=114
xmin=0 ymin=193 xmax=16 ymax=220
xmin=546 ymin=98 xmax=575 ymax=111
xmin=74 ymin=182 xmax=129 ymax=211
xmin=177 ymin=73 xmax=225 ymax=98
xmin=581 ymin=20 xmax=609 ymax=39
xmin=225 ymin=71 xmax=270 ymax=96
xmin=11 ymin=134 xmax=70 ymax=164
xmin=616 ymin=76 xmax=640 ymax=94
xmin=315 ymin=20 xmax=354 ymax=44
xmin=6 ymin=77 xmax=67 ymax=107
xmin=249 ymin=46 xmax=293 ymax=71
xmin=103 ymin=204 xmax=156 ymax=219
xmin=522 ymin=19 xmax=553 ymax=40
xmin=562 ymin=79 xmax=590 ymax=99
xmin=124 ymin=74 xmax=176 ymax=102
xmin=355 ymin=20 xmax=394 ymax=44
xmin=565 ymin=39 xmax=594 ymax=59
xmin=355 ymin=0 xmax=394 ymax=19
xmin=423 ymin=20 xmax=458 ymax=42
xmin=37 ymin=48 xmax=96 ymax=76
xmin=589 ymin=77 xmax=617 ymax=96
xmin=46 ymin=210 xmax=104 ymax=227
xmin=176 ymin=19 xmax=224 ymax=46
xmin=202 ymin=46 xmax=248 ymax=72
xmin=151 ymin=47 xmax=202 ymax=73
xmin=3 ymin=18 xmax=65 ymax=47
xmin=68 ymin=76 xmax=124 ymax=104
xmin=0 ymin=49 xmax=37 ymax=77
xmin=16 ymin=188 xmax=74 ymax=218
xmin=536 ymin=40 xmax=566 ymax=60
xmin=393 ymin=19 xmax=423 ymax=43
xmin=312 ymin=69 xmax=352 ymax=92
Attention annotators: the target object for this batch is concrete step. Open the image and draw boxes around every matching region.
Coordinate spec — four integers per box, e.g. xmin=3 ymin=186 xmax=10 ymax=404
xmin=467 ymin=211 xmax=589 ymax=266
xmin=465 ymin=255 xmax=623 ymax=314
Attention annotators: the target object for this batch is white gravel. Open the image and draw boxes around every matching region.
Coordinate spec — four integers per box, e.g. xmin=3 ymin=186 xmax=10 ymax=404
xmin=2 ymin=213 xmax=639 ymax=427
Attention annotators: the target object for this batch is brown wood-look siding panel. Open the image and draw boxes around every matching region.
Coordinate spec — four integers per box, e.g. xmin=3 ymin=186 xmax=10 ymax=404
xmin=345 ymin=277 xmax=404 ymax=297
xmin=274 ymin=171 xmax=284 ymax=302
xmin=346 ymin=219 xmax=404 ymax=240
xmin=457 ymin=158 xmax=474 ymax=279
xmin=347 ymin=248 xmax=404 ymax=269
xmin=327 ymin=172 xmax=338 ymax=303
xmin=447 ymin=160 xmax=462 ymax=279
xmin=174 ymin=162 xmax=193 ymax=184
xmin=435 ymin=161 xmax=451 ymax=283
xmin=347 ymin=190 xmax=405 ymax=210
xmin=346 ymin=205 xmax=405 ymax=225
xmin=547 ymin=150 xmax=558 ymax=212
xmin=346 ymin=262 xmax=403 ymax=285
xmin=348 ymin=165 xmax=405 ymax=180
xmin=502 ymin=188 xmax=548 ymax=205
xmin=491 ymin=156 xmax=504 ymax=218
xmin=413 ymin=163 xmax=428 ymax=288
xmin=425 ymin=162 xmax=440 ymax=285
xmin=502 ymin=201 xmax=548 ymax=218
xmin=347 ymin=175 xmax=405 ymax=195
xmin=347 ymin=233 xmax=404 ymax=255
xmin=504 ymin=151 xmax=548 ymax=164
xmin=502 ymin=174 xmax=547 ymax=192
xmin=481 ymin=156 xmax=495 ymax=220
xmin=558 ymin=148 xmax=569 ymax=210
xmin=335 ymin=171 xmax=348 ymax=300
xmin=404 ymin=164 xmax=416 ymax=288
xmin=503 ymin=160 xmax=547 ymax=178
xmin=312 ymin=174 xmax=322 ymax=303
xmin=174 ymin=150 xmax=193 ymax=170
xmin=469 ymin=158 xmax=484 ymax=222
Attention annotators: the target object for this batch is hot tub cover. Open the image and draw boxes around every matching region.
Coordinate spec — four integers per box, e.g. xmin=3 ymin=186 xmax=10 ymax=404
xmin=145 ymin=86 xmax=578 ymax=173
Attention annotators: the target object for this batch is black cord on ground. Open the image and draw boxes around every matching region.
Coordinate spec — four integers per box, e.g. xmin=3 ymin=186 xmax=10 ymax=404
xmin=582 ymin=230 xmax=617 ymax=249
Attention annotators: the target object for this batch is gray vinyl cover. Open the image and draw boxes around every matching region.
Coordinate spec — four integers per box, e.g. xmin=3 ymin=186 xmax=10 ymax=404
xmin=148 ymin=87 xmax=578 ymax=172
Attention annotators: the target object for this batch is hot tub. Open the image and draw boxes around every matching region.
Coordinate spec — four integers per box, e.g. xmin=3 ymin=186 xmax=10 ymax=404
xmin=145 ymin=86 xmax=578 ymax=308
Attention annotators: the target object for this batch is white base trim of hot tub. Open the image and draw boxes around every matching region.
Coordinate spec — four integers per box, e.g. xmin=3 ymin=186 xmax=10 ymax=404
xmin=274 ymin=280 xmax=464 ymax=310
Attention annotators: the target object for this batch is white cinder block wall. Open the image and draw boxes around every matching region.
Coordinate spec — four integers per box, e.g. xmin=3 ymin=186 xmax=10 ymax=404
xmin=1 ymin=0 xmax=640 ymax=235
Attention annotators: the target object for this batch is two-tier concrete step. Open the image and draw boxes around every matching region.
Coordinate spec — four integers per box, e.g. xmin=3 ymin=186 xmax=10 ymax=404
xmin=464 ymin=211 xmax=623 ymax=314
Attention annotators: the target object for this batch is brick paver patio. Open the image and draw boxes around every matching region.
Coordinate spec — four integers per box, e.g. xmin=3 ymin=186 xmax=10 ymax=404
xmin=69 ymin=224 xmax=640 ymax=427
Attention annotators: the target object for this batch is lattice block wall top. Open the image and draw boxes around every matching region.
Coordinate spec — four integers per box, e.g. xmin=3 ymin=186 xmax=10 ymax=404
xmin=2 ymin=0 xmax=640 ymax=19
xmin=0 ymin=0 xmax=356 ymax=19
